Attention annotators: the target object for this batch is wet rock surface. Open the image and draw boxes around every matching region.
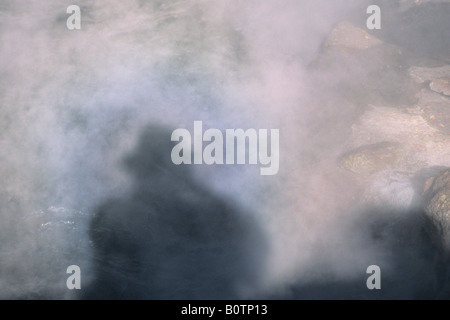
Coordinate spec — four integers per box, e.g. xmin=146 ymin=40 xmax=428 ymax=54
xmin=323 ymin=17 xmax=450 ymax=288
xmin=275 ymin=13 xmax=450 ymax=298
xmin=430 ymin=77 xmax=450 ymax=96
xmin=338 ymin=142 xmax=401 ymax=174
xmin=345 ymin=105 xmax=450 ymax=173
xmin=318 ymin=19 xmax=450 ymax=200
xmin=423 ymin=169 xmax=450 ymax=250
xmin=409 ymin=65 xmax=450 ymax=84
xmin=325 ymin=22 xmax=382 ymax=50
xmin=317 ymin=23 xmax=418 ymax=107
xmin=416 ymin=89 xmax=450 ymax=134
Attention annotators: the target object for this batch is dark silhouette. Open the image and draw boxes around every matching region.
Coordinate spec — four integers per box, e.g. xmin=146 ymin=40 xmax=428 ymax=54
xmin=84 ymin=124 xmax=266 ymax=299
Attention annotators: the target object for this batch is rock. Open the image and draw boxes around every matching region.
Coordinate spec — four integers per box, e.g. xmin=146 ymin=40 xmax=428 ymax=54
xmin=421 ymin=104 xmax=450 ymax=134
xmin=416 ymin=89 xmax=450 ymax=134
xmin=325 ymin=22 xmax=382 ymax=50
xmin=430 ymin=77 xmax=450 ymax=96
xmin=348 ymin=105 xmax=450 ymax=172
xmin=409 ymin=65 xmax=450 ymax=83
xmin=318 ymin=22 xmax=417 ymax=107
xmin=423 ymin=169 xmax=450 ymax=251
xmin=341 ymin=105 xmax=450 ymax=207
xmin=338 ymin=141 xmax=401 ymax=174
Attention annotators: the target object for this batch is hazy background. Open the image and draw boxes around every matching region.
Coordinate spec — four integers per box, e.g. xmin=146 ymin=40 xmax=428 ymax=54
xmin=0 ymin=0 xmax=449 ymax=299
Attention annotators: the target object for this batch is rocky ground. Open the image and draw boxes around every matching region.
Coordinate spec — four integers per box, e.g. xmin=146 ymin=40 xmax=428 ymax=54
xmin=329 ymin=22 xmax=450 ymax=236
xmin=305 ymin=9 xmax=450 ymax=297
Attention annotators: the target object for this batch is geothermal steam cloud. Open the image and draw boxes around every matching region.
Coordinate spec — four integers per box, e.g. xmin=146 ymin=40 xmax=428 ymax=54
xmin=0 ymin=0 xmax=449 ymax=299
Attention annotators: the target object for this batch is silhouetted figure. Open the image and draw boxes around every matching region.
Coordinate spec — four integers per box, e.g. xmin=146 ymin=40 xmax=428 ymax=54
xmin=83 ymin=124 xmax=265 ymax=299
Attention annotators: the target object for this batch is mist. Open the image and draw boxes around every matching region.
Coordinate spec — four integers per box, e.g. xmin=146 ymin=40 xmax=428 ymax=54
xmin=0 ymin=0 xmax=449 ymax=299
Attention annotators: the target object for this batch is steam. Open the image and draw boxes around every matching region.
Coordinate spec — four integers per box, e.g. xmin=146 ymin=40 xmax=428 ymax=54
xmin=0 ymin=0 xmax=447 ymax=299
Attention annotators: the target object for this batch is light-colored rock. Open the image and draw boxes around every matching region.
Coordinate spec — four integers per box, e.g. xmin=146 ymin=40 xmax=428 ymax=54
xmin=409 ymin=65 xmax=450 ymax=83
xmin=325 ymin=22 xmax=383 ymax=50
xmin=350 ymin=105 xmax=450 ymax=171
xmin=430 ymin=77 xmax=450 ymax=96
xmin=341 ymin=105 xmax=450 ymax=206
xmin=416 ymin=89 xmax=450 ymax=134
xmin=338 ymin=142 xmax=401 ymax=174
xmin=318 ymin=22 xmax=417 ymax=107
